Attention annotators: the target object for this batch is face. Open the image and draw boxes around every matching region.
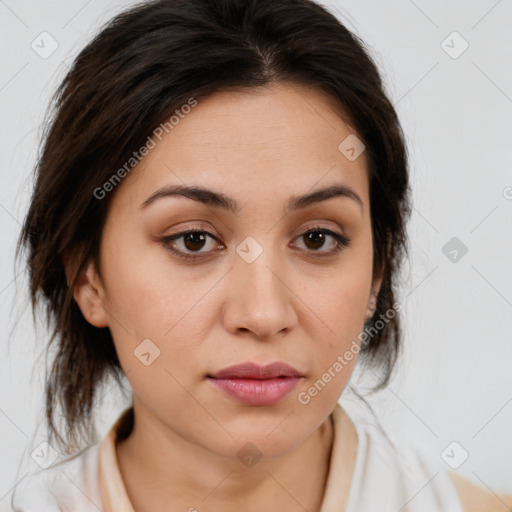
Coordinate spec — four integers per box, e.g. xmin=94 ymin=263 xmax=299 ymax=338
xmin=72 ymin=82 xmax=382 ymax=459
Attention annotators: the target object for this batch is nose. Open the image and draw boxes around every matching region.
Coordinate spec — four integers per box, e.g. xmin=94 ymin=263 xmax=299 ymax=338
xmin=221 ymin=240 xmax=298 ymax=340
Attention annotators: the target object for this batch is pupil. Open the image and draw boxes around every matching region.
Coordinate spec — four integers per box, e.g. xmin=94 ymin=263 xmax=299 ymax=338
xmin=182 ymin=231 xmax=326 ymax=252
xmin=306 ymin=231 xmax=324 ymax=250
xmin=185 ymin=232 xmax=206 ymax=251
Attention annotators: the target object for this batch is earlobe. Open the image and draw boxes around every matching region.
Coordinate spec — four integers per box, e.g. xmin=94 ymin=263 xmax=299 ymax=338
xmin=74 ymin=261 xmax=109 ymax=328
xmin=365 ymin=269 xmax=384 ymax=322
xmin=365 ymin=295 xmax=378 ymax=322
xmin=63 ymin=249 xmax=109 ymax=328
xmin=365 ymin=229 xmax=389 ymax=322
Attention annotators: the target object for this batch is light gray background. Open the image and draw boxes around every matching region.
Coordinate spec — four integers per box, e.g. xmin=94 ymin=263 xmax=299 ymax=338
xmin=1 ymin=0 xmax=511 ymax=505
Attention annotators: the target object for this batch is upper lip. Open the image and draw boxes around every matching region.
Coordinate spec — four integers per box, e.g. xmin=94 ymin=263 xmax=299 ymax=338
xmin=209 ymin=362 xmax=304 ymax=380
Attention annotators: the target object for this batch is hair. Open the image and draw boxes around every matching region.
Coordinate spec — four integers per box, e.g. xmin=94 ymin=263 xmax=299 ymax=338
xmin=15 ymin=0 xmax=412 ymax=455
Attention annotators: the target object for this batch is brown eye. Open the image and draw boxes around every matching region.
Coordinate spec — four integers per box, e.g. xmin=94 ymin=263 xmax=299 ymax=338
xmin=293 ymin=227 xmax=350 ymax=256
xmin=182 ymin=231 xmax=207 ymax=251
xmin=160 ymin=226 xmax=350 ymax=263
xmin=161 ymin=228 xmax=222 ymax=260
xmin=303 ymin=230 xmax=329 ymax=250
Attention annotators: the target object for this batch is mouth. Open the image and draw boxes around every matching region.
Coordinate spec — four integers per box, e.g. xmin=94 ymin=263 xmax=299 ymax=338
xmin=207 ymin=362 xmax=304 ymax=406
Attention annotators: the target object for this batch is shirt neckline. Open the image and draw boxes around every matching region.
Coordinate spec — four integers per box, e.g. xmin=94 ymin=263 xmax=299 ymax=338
xmin=319 ymin=402 xmax=363 ymax=512
xmin=98 ymin=402 xmax=361 ymax=512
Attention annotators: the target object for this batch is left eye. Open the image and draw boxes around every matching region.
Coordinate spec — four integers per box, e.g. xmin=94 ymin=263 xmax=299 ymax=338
xmin=161 ymin=227 xmax=350 ymax=261
xmin=161 ymin=229 xmax=221 ymax=258
xmin=293 ymin=227 xmax=349 ymax=254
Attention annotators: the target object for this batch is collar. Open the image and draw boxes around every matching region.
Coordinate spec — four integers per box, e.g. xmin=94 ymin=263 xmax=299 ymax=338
xmin=97 ymin=402 xmax=350 ymax=511
xmin=98 ymin=406 xmax=135 ymax=512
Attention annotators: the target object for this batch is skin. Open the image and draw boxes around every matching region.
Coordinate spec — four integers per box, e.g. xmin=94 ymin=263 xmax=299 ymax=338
xmin=70 ymin=82 xmax=377 ymax=511
xmin=67 ymin=81 xmax=510 ymax=510
xmin=449 ymin=472 xmax=512 ymax=512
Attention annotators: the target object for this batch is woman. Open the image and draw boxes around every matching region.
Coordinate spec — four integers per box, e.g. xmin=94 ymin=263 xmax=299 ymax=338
xmin=11 ymin=0 xmax=512 ymax=510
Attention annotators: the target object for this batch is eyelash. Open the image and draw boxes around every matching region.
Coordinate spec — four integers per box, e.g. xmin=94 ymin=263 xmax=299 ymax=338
xmin=160 ymin=226 xmax=351 ymax=262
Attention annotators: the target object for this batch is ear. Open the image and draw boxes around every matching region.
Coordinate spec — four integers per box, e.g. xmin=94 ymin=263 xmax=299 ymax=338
xmin=365 ymin=272 xmax=382 ymax=322
xmin=62 ymin=247 xmax=109 ymax=328
xmin=364 ymin=229 xmax=390 ymax=322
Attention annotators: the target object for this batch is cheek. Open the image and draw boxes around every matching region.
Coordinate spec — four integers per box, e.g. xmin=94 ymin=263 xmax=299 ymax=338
xmin=311 ymin=249 xmax=373 ymax=336
xmin=306 ymin=284 xmax=366 ymax=386
xmin=297 ymin=278 xmax=367 ymax=409
xmin=103 ymin=219 xmax=373 ymax=385
xmin=100 ymin=237 xmax=216 ymax=375
xmin=301 ymin=240 xmax=373 ymax=382
xmin=100 ymin=230 xmax=184 ymax=328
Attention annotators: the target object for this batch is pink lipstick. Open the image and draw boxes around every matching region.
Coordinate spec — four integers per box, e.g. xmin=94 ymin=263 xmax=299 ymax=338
xmin=208 ymin=362 xmax=303 ymax=406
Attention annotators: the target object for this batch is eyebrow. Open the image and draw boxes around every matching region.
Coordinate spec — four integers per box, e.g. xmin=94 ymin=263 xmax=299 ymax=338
xmin=140 ymin=183 xmax=363 ymax=214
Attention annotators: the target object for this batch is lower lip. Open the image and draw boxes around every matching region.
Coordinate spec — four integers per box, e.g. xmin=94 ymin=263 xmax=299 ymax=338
xmin=208 ymin=377 xmax=302 ymax=406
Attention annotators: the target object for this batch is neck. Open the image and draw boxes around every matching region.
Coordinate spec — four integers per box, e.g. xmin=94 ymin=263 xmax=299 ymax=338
xmin=116 ymin=400 xmax=336 ymax=512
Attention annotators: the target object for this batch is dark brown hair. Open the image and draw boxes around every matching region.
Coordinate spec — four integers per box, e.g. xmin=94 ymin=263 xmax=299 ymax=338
xmin=16 ymin=0 xmax=412 ymax=454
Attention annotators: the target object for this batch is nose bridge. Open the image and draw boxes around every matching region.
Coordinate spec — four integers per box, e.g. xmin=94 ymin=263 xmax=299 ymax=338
xmin=235 ymin=234 xmax=286 ymax=300
xmin=224 ymin=234 xmax=296 ymax=337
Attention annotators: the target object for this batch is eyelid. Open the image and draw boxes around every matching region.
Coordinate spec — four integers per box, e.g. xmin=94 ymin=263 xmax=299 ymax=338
xmin=160 ymin=224 xmax=351 ymax=261
xmin=290 ymin=226 xmax=351 ymax=255
xmin=160 ymin=227 xmax=222 ymax=261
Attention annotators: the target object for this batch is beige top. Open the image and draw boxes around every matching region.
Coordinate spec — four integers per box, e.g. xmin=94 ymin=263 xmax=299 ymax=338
xmin=97 ymin=404 xmax=349 ymax=512
xmin=98 ymin=407 xmax=134 ymax=511
xmin=9 ymin=401 xmax=465 ymax=511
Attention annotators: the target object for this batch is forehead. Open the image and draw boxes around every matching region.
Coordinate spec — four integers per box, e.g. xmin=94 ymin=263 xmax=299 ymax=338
xmin=110 ymin=82 xmax=370 ymax=216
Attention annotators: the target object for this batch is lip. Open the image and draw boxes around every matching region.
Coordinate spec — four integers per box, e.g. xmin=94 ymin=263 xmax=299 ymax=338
xmin=209 ymin=362 xmax=304 ymax=380
xmin=207 ymin=362 xmax=304 ymax=406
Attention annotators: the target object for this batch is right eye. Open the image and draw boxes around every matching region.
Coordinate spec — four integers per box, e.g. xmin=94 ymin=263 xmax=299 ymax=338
xmin=160 ymin=228 xmax=224 ymax=261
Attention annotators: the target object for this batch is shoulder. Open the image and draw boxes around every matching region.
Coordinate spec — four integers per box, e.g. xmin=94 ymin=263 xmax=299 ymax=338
xmin=363 ymin=423 xmax=512 ymax=512
xmin=8 ymin=442 xmax=102 ymax=512
xmin=448 ymin=471 xmax=512 ymax=512
xmin=338 ymin=402 xmax=466 ymax=511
